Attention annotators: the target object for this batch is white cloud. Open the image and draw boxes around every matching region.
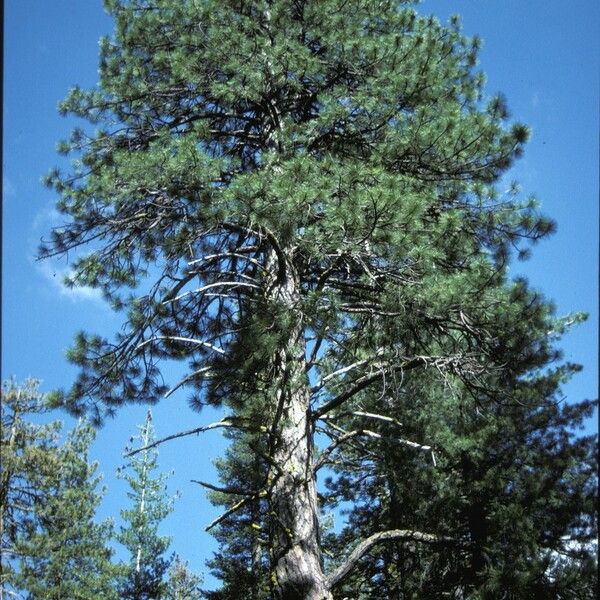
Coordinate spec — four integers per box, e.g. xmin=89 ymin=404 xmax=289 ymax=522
xmin=30 ymin=207 xmax=105 ymax=304
xmin=36 ymin=259 xmax=105 ymax=303
xmin=3 ymin=175 xmax=17 ymax=199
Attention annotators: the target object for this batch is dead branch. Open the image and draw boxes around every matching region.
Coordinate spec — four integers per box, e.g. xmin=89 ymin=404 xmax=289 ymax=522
xmin=313 ymin=357 xmax=423 ymax=418
xmin=314 ymin=426 xmax=434 ymax=471
xmin=191 ymin=480 xmax=249 ymax=496
xmin=161 ymin=281 xmax=260 ymax=305
xmin=204 ymin=489 xmax=267 ymax=532
xmin=319 ymin=410 xmax=403 ymax=428
xmin=124 ymin=418 xmax=246 ymax=457
xmin=135 ymin=335 xmax=226 ymax=355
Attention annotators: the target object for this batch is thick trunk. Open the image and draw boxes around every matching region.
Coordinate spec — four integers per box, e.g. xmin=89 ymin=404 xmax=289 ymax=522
xmin=266 ymin=259 xmax=332 ymax=600
xmin=269 ymin=374 xmax=331 ymax=600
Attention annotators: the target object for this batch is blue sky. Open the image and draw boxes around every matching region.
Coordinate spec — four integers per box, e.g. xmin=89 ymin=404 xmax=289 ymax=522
xmin=3 ymin=0 xmax=598 ymax=589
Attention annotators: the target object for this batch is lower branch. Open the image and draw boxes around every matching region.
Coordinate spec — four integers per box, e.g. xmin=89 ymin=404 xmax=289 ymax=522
xmin=205 ymin=490 xmax=267 ymax=532
xmin=326 ymin=529 xmax=453 ymax=589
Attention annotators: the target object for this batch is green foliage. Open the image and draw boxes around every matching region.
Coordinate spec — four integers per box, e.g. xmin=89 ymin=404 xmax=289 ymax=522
xmin=117 ymin=410 xmax=176 ymax=599
xmin=205 ymin=432 xmax=270 ymax=600
xmin=1 ymin=379 xmax=119 ymax=599
xmin=1 ymin=379 xmax=61 ymax=594
xmin=42 ymin=0 xmax=549 ymax=420
xmin=323 ymin=365 xmax=597 ymax=598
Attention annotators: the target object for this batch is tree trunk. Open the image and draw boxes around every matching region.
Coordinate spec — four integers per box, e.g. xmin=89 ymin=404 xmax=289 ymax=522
xmin=266 ymin=256 xmax=332 ymax=600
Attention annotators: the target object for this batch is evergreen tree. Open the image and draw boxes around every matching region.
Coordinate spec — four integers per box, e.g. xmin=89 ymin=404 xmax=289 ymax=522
xmin=1 ymin=380 xmax=118 ymax=599
xmin=117 ymin=410 xmax=175 ymax=599
xmin=165 ymin=555 xmax=203 ymax=600
xmin=1 ymin=379 xmax=62 ymax=598
xmin=42 ymin=1 xmax=595 ymax=597
xmin=323 ymin=368 xmax=597 ymax=598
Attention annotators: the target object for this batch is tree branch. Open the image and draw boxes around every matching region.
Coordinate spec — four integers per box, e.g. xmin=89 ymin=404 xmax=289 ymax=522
xmin=326 ymin=529 xmax=453 ymax=589
xmin=204 ymin=489 xmax=267 ymax=532
xmin=124 ymin=418 xmax=247 ymax=457
xmin=164 ymin=366 xmax=213 ymax=398
xmin=310 ymin=352 xmax=385 ymax=394
xmin=135 ymin=335 xmax=226 ymax=355
xmin=313 ymin=358 xmax=423 ymax=418
xmin=191 ymin=480 xmax=249 ymax=496
xmin=314 ymin=426 xmax=435 ymax=471
xmin=161 ymin=281 xmax=260 ymax=305
xmin=319 ymin=410 xmax=403 ymax=428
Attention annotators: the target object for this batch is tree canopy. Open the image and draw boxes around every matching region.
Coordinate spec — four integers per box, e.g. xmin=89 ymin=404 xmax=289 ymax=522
xmin=41 ymin=1 xmax=597 ymax=597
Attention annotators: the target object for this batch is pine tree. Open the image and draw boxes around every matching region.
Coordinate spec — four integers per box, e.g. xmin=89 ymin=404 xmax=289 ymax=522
xmin=1 ymin=380 xmax=118 ymax=599
xmin=42 ymin=1 xmax=594 ymax=597
xmin=1 ymin=379 xmax=62 ymax=598
xmin=117 ymin=410 xmax=175 ymax=599
xmin=323 ymin=366 xmax=597 ymax=598
xmin=204 ymin=430 xmax=270 ymax=600
xmin=165 ymin=555 xmax=203 ymax=600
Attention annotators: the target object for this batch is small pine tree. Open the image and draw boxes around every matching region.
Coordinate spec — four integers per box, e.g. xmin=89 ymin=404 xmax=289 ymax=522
xmin=117 ymin=410 xmax=175 ymax=600
xmin=165 ymin=555 xmax=203 ymax=600
xmin=1 ymin=379 xmax=61 ymax=596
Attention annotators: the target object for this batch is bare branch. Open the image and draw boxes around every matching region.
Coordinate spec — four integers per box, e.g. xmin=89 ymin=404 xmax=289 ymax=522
xmin=205 ymin=490 xmax=267 ymax=532
xmin=314 ymin=426 xmax=434 ymax=471
xmin=313 ymin=357 xmax=423 ymax=418
xmin=135 ymin=335 xmax=226 ymax=355
xmin=319 ymin=410 xmax=403 ymax=428
xmin=161 ymin=281 xmax=260 ymax=305
xmin=188 ymin=249 xmax=264 ymax=270
xmin=310 ymin=355 xmax=383 ymax=394
xmin=164 ymin=366 xmax=213 ymax=398
xmin=124 ymin=418 xmax=246 ymax=457
xmin=191 ymin=480 xmax=249 ymax=496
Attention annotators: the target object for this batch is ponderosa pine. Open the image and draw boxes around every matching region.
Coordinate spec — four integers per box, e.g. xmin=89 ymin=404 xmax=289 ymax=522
xmin=42 ymin=1 xmax=594 ymax=597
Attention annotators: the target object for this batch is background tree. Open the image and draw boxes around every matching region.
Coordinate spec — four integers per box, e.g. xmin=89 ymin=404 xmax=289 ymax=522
xmin=1 ymin=379 xmax=118 ymax=599
xmin=203 ymin=430 xmax=270 ymax=600
xmin=117 ymin=410 xmax=175 ymax=599
xmin=165 ymin=555 xmax=204 ymax=600
xmin=323 ymin=358 xmax=597 ymax=598
xmin=42 ymin=1 xmax=595 ymax=597
xmin=1 ymin=379 xmax=62 ymax=598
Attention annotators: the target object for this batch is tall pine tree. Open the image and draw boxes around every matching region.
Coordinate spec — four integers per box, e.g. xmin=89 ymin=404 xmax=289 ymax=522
xmin=42 ymin=1 xmax=595 ymax=597
xmin=117 ymin=410 xmax=175 ymax=599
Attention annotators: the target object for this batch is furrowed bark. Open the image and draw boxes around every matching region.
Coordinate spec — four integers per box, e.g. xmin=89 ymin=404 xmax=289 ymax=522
xmin=266 ymin=252 xmax=332 ymax=600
